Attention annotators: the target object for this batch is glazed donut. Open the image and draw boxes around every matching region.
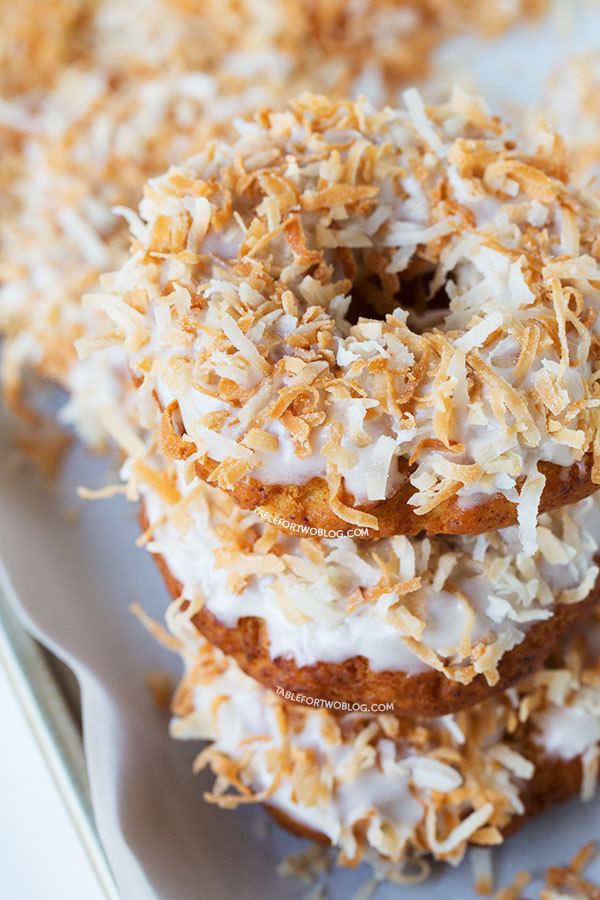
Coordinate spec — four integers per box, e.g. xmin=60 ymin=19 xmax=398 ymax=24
xmin=168 ymin=603 xmax=600 ymax=871
xmin=96 ymin=91 xmax=600 ymax=551
xmin=135 ymin=455 xmax=600 ymax=717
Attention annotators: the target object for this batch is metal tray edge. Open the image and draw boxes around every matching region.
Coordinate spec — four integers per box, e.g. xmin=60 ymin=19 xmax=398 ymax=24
xmin=0 ymin=584 xmax=120 ymax=900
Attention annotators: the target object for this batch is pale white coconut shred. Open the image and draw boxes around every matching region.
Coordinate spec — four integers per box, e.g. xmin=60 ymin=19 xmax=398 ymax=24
xmin=162 ymin=600 xmax=600 ymax=871
xmin=132 ymin=451 xmax=600 ymax=686
xmin=87 ymin=91 xmax=600 ymax=551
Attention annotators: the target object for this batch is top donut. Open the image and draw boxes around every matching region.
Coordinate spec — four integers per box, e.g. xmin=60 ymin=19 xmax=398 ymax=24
xmin=89 ymin=90 xmax=600 ymax=550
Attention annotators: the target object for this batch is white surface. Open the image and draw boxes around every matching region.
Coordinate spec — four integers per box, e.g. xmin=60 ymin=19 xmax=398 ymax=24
xmin=0 ymin=659 xmax=105 ymax=900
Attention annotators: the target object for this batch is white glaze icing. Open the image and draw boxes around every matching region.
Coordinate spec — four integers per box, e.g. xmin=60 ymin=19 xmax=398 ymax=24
xmin=96 ymin=91 xmax=600 ymax=560
xmin=140 ymin=461 xmax=600 ymax=678
xmin=534 ymin=707 xmax=600 ymax=760
xmin=172 ymin=652 xmax=424 ymax=843
xmin=168 ymin=611 xmax=600 ymax=865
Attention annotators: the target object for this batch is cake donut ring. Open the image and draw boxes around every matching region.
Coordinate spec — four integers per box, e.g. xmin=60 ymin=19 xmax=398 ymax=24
xmin=168 ymin=603 xmax=600 ymax=872
xmin=93 ymin=91 xmax=600 ymax=550
xmin=135 ymin=456 xmax=600 ymax=717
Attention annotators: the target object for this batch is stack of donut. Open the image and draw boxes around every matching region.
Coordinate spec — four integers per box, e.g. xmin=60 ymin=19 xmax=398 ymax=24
xmin=92 ymin=90 xmax=600 ymax=876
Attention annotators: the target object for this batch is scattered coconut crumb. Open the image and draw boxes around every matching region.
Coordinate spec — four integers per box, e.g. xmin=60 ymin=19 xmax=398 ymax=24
xmin=145 ymin=670 xmax=174 ymax=712
xmin=493 ymin=842 xmax=600 ymax=900
xmin=13 ymin=424 xmax=71 ymax=481
xmin=542 ymin=841 xmax=600 ymax=900
xmin=472 ymin=847 xmax=495 ymax=896
xmin=494 ymin=870 xmax=532 ymax=900
xmin=277 ymin=844 xmax=333 ymax=884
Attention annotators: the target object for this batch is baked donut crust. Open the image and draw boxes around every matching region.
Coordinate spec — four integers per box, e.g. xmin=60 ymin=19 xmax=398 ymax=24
xmin=196 ymin=453 xmax=597 ymax=539
xmin=148 ymin=511 xmax=598 ymax=717
xmin=505 ymin=746 xmax=584 ymax=837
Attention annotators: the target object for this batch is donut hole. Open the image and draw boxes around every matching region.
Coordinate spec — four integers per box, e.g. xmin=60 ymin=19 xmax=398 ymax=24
xmin=346 ymin=259 xmax=450 ymax=334
xmin=405 ymin=277 xmax=451 ymax=335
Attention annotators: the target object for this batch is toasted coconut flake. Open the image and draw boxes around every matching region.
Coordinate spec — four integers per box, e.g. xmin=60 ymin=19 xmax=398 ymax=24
xmin=471 ymin=847 xmax=494 ymax=897
xmin=219 ymin=312 xmax=270 ymax=375
xmin=242 ymin=429 xmax=279 ymax=452
xmin=77 ymin=483 xmax=128 ymax=501
xmin=425 ymin=802 xmax=495 ymax=856
xmin=455 ymin=311 xmax=504 ymax=352
xmin=130 ymin=603 xmax=181 ymax=652
xmin=517 ymin=471 xmax=546 ymax=557
xmin=67 ymin=87 xmax=599 ymax=548
xmin=329 ymin=474 xmax=379 ymax=530
xmin=365 ymin=435 xmax=400 ymax=502
xmin=581 ymin=745 xmax=599 ymax=802
xmin=493 ymin=871 xmax=532 ymax=900
xmin=97 ymin=407 xmax=147 ymax=459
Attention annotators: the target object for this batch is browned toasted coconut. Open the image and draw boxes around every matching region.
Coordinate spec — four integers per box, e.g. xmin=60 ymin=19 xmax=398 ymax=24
xmin=147 ymin=508 xmax=598 ymax=717
xmin=267 ymin=743 xmax=584 ymax=848
xmin=195 ymin=454 xmax=597 ymax=539
xmin=168 ymin=599 xmax=600 ymax=871
xmin=96 ymin=93 xmax=600 ymax=554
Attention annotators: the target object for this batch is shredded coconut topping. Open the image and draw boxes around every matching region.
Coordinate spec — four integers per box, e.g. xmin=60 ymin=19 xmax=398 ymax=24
xmin=135 ymin=450 xmax=600 ymax=685
xmin=92 ymin=90 xmax=600 ymax=550
xmin=165 ymin=600 xmax=600 ymax=869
